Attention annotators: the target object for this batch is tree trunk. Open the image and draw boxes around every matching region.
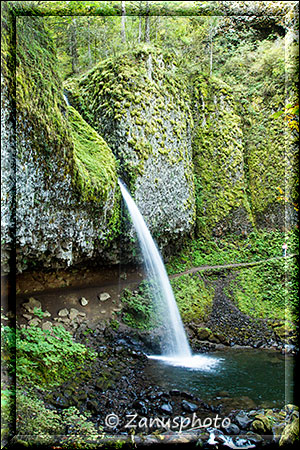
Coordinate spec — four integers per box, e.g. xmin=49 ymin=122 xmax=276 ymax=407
xmin=87 ymin=17 xmax=92 ymax=66
xmin=145 ymin=1 xmax=150 ymax=42
xmin=138 ymin=1 xmax=142 ymax=43
xmin=70 ymin=18 xmax=79 ymax=74
xmin=210 ymin=38 xmax=213 ymax=76
xmin=121 ymin=1 xmax=126 ymax=43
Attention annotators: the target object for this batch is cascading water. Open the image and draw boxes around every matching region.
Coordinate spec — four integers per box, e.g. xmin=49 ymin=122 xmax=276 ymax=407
xmin=118 ymin=179 xmax=191 ymax=358
xmin=119 ymin=179 xmax=221 ymax=371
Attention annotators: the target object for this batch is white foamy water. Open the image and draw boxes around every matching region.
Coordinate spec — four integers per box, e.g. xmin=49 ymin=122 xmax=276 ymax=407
xmin=148 ymin=354 xmax=223 ymax=371
xmin=118 ymin=179 xmax=192 ymax=358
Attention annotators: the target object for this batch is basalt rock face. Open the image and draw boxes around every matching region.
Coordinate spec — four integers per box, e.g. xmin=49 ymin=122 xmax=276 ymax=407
xmin=65 ymin=46 xmax=196 ymax=252
xmin=1 ymin=15 xmax=120 ymax=274
xmin=191 ymin=75 xmax=254 ymax=237
xmin=1 ymin=10 xmax=298 ymax=275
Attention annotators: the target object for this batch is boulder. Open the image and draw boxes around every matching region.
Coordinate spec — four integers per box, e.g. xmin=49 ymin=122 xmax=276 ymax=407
xmin=234 ymin=410 xmax=253 ymax=429
xmin=181 ymin=400 xmax=199 ymax=413
xmin=251 ymin=413 xmax=273 ymax=434
xmin=23 ymin=297 xmax=42 ymax=313
xmin=80 ymin=297 xmax=88 ymax=306
xmin=279 ymin=417 xmax=299 ymax=447
xmin=58 ymin=308 xmax=69 ymax=317
xmin=159 ymin=403 xmax=173 ymax=415
xmin=42 ymin=321 xmax=53 ymax=331
xmin=69 ymin=308 xmax=80 ymax=321
xmin=98 ymin=292 xmax=111 ymax=302
xmin=196 ymin=327 xmax=212 ymax=340
xmin=28 ymin=317 xmax=41 ymax=326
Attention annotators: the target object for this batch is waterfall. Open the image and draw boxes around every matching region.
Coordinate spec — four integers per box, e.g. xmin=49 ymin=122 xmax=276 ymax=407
xmin=118 ymin=179 xmax=192 ymax=358
xmin=63 ymin=91 xmax=70 ymax=106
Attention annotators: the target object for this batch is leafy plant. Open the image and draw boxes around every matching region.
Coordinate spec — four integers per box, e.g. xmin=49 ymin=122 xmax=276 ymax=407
xmin=121 ymin=280 xmax=162 ymax=330
xmin=3 ymin=324 xmax=96 ymax=388
xmin=15 ymin=391 xmax=102 ymax=448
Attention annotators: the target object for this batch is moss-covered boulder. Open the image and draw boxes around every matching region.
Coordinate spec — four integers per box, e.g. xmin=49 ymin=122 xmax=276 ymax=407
xmin=65 ymin=44 xmax=195 ymax=251
xmin=1 ymin=14 xmax=120 ymax=273
xmin=192 ymin=75 xmax=253 ymax=237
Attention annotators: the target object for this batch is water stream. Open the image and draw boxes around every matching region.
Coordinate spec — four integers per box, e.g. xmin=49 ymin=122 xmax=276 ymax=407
xmin=118 ymin=180 xmax=293 ymax=411
xmin=119 ymin=179 xmax=192 ymax=358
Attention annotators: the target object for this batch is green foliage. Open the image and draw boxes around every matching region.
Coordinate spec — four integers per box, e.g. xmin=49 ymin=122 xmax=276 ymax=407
xmin=215 ymin=36 xmax=298 ymax=214
xmin=228 ymin=257 xmax=298 ymax=324
xmin=15 ymin=391 xmax=102 ymax=448
xmin=167 ymin=228 xmax=299 ymax=274
xmin=1 ymin=387 xmax=15 ymax=446
xmin=121 ymin=281 xmax=159 ymax=330
xmin=170 ymin=273 xmax=214 ymax=323
xmin=3 ymin=324 xmax=96 ymax=388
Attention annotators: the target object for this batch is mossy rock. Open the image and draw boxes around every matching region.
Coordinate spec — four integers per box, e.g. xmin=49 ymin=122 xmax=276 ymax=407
xmin=279 ymin=417 xmax=299 ymax=446
xmin=67 ymin=105 xmax=118 ymax=205
xmin=196 ymin=327 xmax=212 ymax=340
xmin=251 ymin=411 xmax=280 ymax=434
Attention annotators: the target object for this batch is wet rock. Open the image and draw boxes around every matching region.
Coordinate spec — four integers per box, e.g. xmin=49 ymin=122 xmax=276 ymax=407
xmin=273 ymin=423 xmax=286 ymax=443
xmin=181 ymin=391 xmax=195 ymax=400
xmin=133 ymin=400 xmax=148 ymax=415
xmin=169 ymin=389 xmax=181 ymax=396
xmin=182 ymin=400 xmax=199 ymax=413
xmin=251 ymin=413 xmax=273 ymax=434
xmin=159 ymin=403 xmax=173 ymax=415
xmin=245 ymin=431 xmax=263 ymax=444
xmin=42 ymin=321 xmax=53 ymax=331
xmin=279 ymin=417 xmax=299 ymax=447
xmin=222 ymin=423 xmax=240 ymax=435
xmin=80 ymin=297 xmax=88 ymax=306
xmin=28 ymin=317 xmax=41 ymax=326
xmin=58 ymin=308 xmax=69 ymax=317
xmin=22 ymin=313 xmax=32 ymax=320
xmin=23 ymin=297 xmax=42 ymax=313
xmin=234 ymin=410 xmax=253 ymax=429
xmin=69 ymin=308 xmax=80 ymax=321
xmin=99 ymin=292 xmax=111 ymax=302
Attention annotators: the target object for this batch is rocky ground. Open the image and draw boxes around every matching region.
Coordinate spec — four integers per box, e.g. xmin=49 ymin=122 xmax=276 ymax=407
xmin=11 ymin=296 xmax=298 ymax=449
xmin=3 ymin=265 xmax=298 ymax=448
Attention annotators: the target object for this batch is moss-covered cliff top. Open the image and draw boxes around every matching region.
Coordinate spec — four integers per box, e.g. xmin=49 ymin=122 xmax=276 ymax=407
xmin=64 ymin=43 xmax=190 ymax=123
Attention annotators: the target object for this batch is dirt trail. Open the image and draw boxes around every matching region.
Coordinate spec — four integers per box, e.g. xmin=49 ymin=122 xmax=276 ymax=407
xmin=170 ymin=253 xmax=296 ymax=279
xmin=12 ymin=254 xmax=296 ymax=326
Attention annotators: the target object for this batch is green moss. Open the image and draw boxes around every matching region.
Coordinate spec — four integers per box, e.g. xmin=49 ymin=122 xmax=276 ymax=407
xmin=67 ymin=106 xmax=117 ymax=205
xmin=16 ymin=16 xmax=73 ymax=173
xmin=170 ymin=273 xmax=214 ymax=323
xmin=192 ymin=74 xmax=252 ymax=235
xmin=227 ymin=257 xmax=298 ymax=324
xmin=65 ymin=44 xmax=194 ymax=189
